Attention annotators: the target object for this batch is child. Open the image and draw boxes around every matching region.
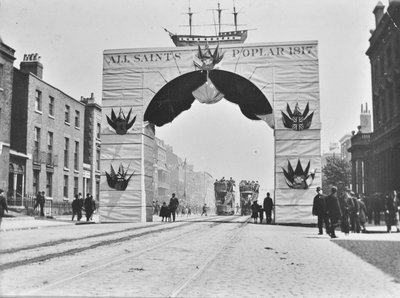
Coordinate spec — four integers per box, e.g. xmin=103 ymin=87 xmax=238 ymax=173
xmin=159 ymin=202 xmax=169 ymax=222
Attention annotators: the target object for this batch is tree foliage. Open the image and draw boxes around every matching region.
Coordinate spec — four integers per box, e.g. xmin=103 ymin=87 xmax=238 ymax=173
xmin=322 ymin=156 xmax=351 ymax=195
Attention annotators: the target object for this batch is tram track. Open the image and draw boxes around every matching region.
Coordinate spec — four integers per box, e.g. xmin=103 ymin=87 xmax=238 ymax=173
xmin=0 ymin=215 xmax=222 ymax=271
xmin=16 ymin=215 xmax=247 ymax=297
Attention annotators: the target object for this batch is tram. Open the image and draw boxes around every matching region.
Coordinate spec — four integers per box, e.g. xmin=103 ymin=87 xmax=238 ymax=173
xmin=214 ymin=179 xmax=235 ymax=215
xmin=239 ymin=180 xmax=259 ymax=216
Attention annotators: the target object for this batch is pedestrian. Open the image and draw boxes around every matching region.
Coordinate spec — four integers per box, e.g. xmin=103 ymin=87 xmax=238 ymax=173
xmin=263 ymin=192 xmax=273 ymax=224
xmin=339 ymin=189 xmax=352 ymax=235
xmin=251 ymin=200 xmax=259 ymax=223
xmin=159 ymin=202 xmax=169 ymax=222
xmin=201 ymin=203 xmax=208 ymax=216
xmin=258 ymin=204 xmax=264 ymax=224
xmin=155 ymin=200 xmax=160 ymax=216
xmin=33 ymin=191 xmax=40 ymax=212
xmin=0 ymin=189 xmax=9 ymax=229
xmin=169 ymin=193 xmax=179 ymax=222
xmin=326 ymin=186 xmax=342 ymax=238
xmin=71 ymin=194 xmax=80 ymax=221
xmin=312 ymin=187 xmax=329 ymax=235
xmin=384 ymin=192 xmax=399 ymax=233
xmin=187 ymin=206 xmax=192 ymax=217
xmin=350 ymin=192 xmax=361 ymax=233
xmin=84 ymin=193 xmax=94 ymax=222
xmin=90 ymin=195 xmax=96 ymax=221
xmin=358 ymin=195 xmax=368 ymax=233
xmin=77 ymin=193 xmax=84 ymax=221
xmin=236 ymin=203 xmax=240 ymax=215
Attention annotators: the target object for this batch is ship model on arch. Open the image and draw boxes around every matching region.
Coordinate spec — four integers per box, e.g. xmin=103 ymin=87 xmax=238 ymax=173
xmin=164 ymin=1 xmax=248 ymax=47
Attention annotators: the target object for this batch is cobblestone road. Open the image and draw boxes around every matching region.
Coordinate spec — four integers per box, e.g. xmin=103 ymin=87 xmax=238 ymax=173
xmin=1 ymin=215 xmax=399 ymax=297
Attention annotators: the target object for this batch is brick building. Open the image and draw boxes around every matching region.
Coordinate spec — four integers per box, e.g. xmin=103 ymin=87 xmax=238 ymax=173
xmin=0 ymin=38 xmax=16 ymax=191
xmin=348 ymin=0 xmax=400 ymax=194
xmin=0 ymin=37 xmax=102 ymax=210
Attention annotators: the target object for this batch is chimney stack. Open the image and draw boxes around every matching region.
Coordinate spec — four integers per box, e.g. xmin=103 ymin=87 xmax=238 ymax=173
xmin=373 ymin=2 xmax=385 ymax=27
xmin=20 ymin=53 xmax=43 ymax=79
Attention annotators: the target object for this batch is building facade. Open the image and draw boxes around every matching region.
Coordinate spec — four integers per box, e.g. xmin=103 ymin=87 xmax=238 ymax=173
xmin=0 ymin=38 xmax=16 ymax=191
xmin=11 ymin=54 xmax=87 ymax=203
xmin=0 ymin=38 xmax=102 ymax=211
xmin=349 ymin=1 xmax=400 ymax=194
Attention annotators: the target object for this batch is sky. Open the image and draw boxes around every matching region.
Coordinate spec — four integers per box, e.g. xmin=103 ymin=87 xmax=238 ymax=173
xmin=0 ymin=0 xmax=382 ymax=192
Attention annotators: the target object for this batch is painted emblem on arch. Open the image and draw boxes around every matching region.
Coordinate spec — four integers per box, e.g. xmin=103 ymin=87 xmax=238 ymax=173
xmin=106 ymin=108 xmax=136 ymax=135
xmin=282 ymin=159 xmax=315 ymax=189
xmin=281 ymin=102 xmax=314 ymax=131
xmin=105 ymin=163 xmax=134 ymax=191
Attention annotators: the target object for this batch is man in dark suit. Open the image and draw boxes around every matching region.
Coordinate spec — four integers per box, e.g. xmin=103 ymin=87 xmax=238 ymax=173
xmin=312 ymin=187 xmax=329 ymax=235
xmin=169 ymin=193 xmax=179 ymax=222
xmin=325 ymin=186 xmax=342 ymax=238
xmin=263 ymin=193 xmax=273 ymax=224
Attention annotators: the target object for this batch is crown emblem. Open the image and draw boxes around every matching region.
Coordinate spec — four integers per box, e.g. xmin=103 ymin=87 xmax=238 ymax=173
xmin=194 ymin=44 xmax=224 ymax=71
xmin=106 ymin=108 xmax=136 ymax=135
xmin=105 ymin=163 xmax=134 ymax=191
xmin=281 ymin=102 xmax=314 ymax=131
xmin=282 ymin=159 xmax=315 ymax=189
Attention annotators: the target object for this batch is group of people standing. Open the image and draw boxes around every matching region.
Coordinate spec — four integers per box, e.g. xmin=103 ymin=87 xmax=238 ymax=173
xmin=71 ymin=193 xmax=96 ymax=222
xmin=250 ymin=192 xmax=274 ymax=224
xmin=313 ymin=186 xmax=400 ymax=238
xmin=159 ymin=193 xmax=179 ymax=222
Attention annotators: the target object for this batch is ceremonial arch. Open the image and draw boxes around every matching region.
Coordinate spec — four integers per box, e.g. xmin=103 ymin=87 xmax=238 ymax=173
xmin=100 ymin=41 xmax=321 ymax=224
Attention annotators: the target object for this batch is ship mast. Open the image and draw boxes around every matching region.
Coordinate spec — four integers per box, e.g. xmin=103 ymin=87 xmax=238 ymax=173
xmin=233 ymin=2 xmax=238 ymax=31
xmin=187 ymin=1 xmax=193 ymax=35
xmin=217 ymin=2 xmax=222 ymax=35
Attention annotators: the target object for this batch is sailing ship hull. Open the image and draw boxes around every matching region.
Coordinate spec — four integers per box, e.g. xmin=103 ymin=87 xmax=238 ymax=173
xmin=170 ymin=30 xmax=248 ymax=47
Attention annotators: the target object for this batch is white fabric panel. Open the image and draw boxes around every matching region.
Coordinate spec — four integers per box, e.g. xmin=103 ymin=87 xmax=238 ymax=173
xmin=275 ymin=188 xmax=318 ymax=205
xmin=275 ymin=156 xmax=321 ymax=172
xmin=274 ymin=93 xmax=319 ymax=102
xmin=275 ymin=139 xmax=321 ymax=156
xmin=275 ymin=129 xmax=321 ymax=140
xmin=103 ymin=89 xmax=143 ymax=100
xmin=101 ymin=144 xmax=142 ymax=160
xmin=99 ymin=206 xmax=143 ymax=222
xmin=102 ymin=98 xmax=144 ymax=108
xmin=275 ymin=171 xmax=321 ymax=189
xmin=102 ymin=133 xmax=142 ymax=145
xmin=103 ymin=72 xmax=143 ymax=91
xmin=99 ymin=190 xmax=143 ymax=206
xmin=275 ymin=205 xmax=314 ymax=224
xmin=274 ymin=64 xmax=319 ymax=83
xmin=275 ymin=81 xmax=319 ymax=94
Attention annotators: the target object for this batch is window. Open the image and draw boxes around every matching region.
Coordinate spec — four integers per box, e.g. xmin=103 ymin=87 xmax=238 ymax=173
xmin=74 ymin=177 xmax=79 ymax=196
xmin=34 ymin=127 xmax=41 ymax=162
xmin=96 ymin=148 xmax=101 ymax=170
xmin=33 ymin=170 xmax=40 ymax=194
xmin=96 ymin=123 xmax=101 ymax=139
xmin=49 ymin=96 xmax=55 ymax=117
xmin=64 ymin=137 xmax=69 ymax=168
xmin=35 ymin=90 xmax=42 ymax=111
xmin=74 ymin=141 xmax=79 ymax=170
xmin=47 ymin=132 xmax=53 ymax=165
xmin=75 ymin=110 xmax=80 ymax=128
xmin=46 ymin=172 xmax=53 ymax=197
xmin=65 ymin=105 xmax=70 ymax=123
xmin=63 ymin=175 xmax=69 ymax=198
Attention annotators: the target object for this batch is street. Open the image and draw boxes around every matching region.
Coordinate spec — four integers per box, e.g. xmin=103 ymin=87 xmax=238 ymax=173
xmin=1 ymin=215 xmax=400 ymax=297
